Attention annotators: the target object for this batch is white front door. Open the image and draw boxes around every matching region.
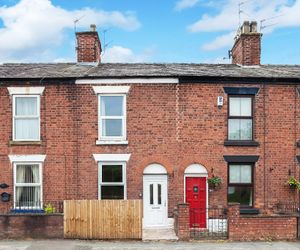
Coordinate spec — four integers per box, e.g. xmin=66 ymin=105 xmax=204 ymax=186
xmin=143 ymin=175 xmax=168 ymax=228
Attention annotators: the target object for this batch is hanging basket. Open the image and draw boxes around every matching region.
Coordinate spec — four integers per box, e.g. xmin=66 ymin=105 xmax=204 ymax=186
xmin=208 ymin=176 xmax=222 ymax=190
xmin=287 ymin=176 xmax=300 ymax=190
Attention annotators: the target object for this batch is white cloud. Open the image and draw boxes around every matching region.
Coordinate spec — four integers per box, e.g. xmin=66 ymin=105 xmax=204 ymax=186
xmin=188 ymin=0 xmax=300 ymax=50
xmin=102 ymin=46 xmax=154 ymax=63
xmin=174 ymin=0 xmax=199 ymax=11
xmin=0 ymin=0 xmax=141 ymax=62
xmin=201 ymin=31 xmax=235 ymax=51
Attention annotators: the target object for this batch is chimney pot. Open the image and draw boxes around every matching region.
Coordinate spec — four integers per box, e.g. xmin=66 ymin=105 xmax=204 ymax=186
xmin=250 ymin=21 xmax=257 ymax=32
xmin=241 ymin=21 xmax=250 ymax=34
xmin=90 ymin=24 xmax=96 ymax=32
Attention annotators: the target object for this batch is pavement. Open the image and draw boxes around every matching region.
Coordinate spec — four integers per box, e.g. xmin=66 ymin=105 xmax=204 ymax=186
xmin=142 ymin=228 xmax=178 ymax=241
xmin=0 ymin=240 xmax=299 ymax=250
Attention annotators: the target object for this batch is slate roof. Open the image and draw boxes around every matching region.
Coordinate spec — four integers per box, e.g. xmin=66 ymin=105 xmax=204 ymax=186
xmin=0 ymin=63 xmax=299 ymax=81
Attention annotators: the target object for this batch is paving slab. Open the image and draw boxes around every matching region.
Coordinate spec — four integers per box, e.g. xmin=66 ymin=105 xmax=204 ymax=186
xmin=143 ymin=228 xmax=178 ymax=241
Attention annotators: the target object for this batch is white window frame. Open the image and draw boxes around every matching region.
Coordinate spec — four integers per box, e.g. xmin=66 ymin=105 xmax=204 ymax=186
xmin=13 ymin=162 xmax=43 ymax=209
xmin=12 ymin=95 xmax=41 ymax=141
xmin=97 ymin=94 xmax=127 ymax=143
xmin=98 ymin=162 xmax=127 ymax=200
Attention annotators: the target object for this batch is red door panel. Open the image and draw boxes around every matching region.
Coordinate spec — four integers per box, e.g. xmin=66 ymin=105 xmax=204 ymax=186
xmin=186 ymin=177 xmax=206 ymax=228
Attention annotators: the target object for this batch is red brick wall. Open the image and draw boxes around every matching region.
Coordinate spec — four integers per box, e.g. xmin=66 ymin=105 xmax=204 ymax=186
xmin=228 ymin=205 xmax=297 ymax=241
xmin=232 ymin=34 xmax=261 ymax=65
xmin=0 ymin=82 xmax=299 ymax=215
xmin=0 ymin=214 xmax=63 ymax=239
xmin=174 ymin=203 xmax=190 ymax=240
xmin=76 ymin=32 xmax=101 ymax=63
xmin=0 ymin=83 xmax=79 ymax=213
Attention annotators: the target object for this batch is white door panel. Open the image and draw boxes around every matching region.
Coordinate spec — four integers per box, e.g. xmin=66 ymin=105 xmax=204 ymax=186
xmin=143 ymin=175 xmax=168 ymax=228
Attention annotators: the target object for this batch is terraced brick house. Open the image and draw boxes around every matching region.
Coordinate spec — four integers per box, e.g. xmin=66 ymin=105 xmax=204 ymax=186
xmin=0 ymin=21 xmax=300 ymax=233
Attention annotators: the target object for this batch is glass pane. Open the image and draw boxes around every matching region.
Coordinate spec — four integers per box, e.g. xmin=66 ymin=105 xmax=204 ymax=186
xmin=15 ymin=118 xmax=39 ymax=140
xmin=228 ymin=119 xmax=240 ymax=140
xmin=158 ymin=184 xmax=161 ymax=205
xmin=100 ymin=96 xmax=123 ymax=116
xmin=101 ymin=186 xmax=124 ymax=199
xmin=102 ymin=165 xmax=122 ymax=183
xmin=228 ymin=186 xmax=253 ymax=206
xmin=101 ymin=119 xmax=122 ymax=137
xmin=150 ymin=184 xmax=153 ymax=205
xmin=229 ymin=119 xmax=252 ymax=140
xmin=229 ymin=165 xmax=241 ymax=183
xmin=16 ymin=165 xmax=40 ymax=183
xmin=228 ymin=186 xmax=235 ymax=195
xmin=229 ymin=97 xmax=240 ymax=116
xmin=240 ymin=98 xmax=252 ymax=116
xmin=230 ymin=97 xmax=252 ymax=117
xmin=241 ymin=165 xmax=252 ymax=183
xmin=240 ymin=119 xmax=252 ymax=140
xmin=15 ymin=97 xmax=37 ymax=116
xmin=15 ymin=186 xmax=41 ymax=208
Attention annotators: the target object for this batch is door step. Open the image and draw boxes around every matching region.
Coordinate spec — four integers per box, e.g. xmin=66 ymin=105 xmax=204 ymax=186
xmin=142 ymin=227 xmax=178 ymax=241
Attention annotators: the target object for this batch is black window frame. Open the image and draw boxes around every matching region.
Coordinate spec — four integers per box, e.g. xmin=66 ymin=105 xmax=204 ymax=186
xmin=227 ymin=95 xmax=254 ymax=141
xmin=227 ymin=163 xmax=254 ymax=208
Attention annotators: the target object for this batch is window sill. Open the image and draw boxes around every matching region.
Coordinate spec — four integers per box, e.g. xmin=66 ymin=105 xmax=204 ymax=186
xmin=224 ymin=140 xmax=259 ymax=147
xmin=9 ymin=140 xmax=42 ymax=146
xmin=240 ymin=208 xmax=259 ymax=215
xmin=96 ymin=140 xmax=128 ymax=145
xmin=11 ymin=209 xmax=44 ymax=214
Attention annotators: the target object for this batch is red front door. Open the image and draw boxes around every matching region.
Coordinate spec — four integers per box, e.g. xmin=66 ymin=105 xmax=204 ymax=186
xmin=186 ymin=177 xmax=207 ymax=228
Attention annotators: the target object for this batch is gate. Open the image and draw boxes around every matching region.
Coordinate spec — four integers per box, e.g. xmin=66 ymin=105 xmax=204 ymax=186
xmin=64 ymin=200 xmax=142 ymax=239
xmin=190 ymin=207 xmax=228 ymax=239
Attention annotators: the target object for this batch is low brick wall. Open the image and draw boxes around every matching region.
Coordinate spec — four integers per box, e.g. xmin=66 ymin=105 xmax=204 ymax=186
xmin=0 ymin=214 xmax=63 ymax=239
xmin=174 ymin=203 xmax=190 ymax=240
xmin=228 ymin=204 xmax=297 ymax=241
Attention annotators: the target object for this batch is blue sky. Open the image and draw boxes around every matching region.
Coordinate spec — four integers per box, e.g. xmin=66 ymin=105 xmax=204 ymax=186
xmin=0 ymin=0 xmax=299 ymax=64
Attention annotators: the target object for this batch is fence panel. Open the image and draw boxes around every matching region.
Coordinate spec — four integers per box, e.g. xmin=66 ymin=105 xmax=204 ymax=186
xmin=64 ymin=200 xmax=142 ymax=239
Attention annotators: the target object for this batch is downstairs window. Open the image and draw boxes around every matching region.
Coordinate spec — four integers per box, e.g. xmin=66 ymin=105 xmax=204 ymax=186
xmin=228 ymin=164 xmax=253 ymax=207
xmin=98 ymin=162 xmax=126 ymax=200
xmin=14 ymin=163 xmax=42 ymax=209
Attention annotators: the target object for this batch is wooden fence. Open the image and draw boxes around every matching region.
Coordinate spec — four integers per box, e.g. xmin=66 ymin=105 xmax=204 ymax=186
xmin=64 ymin=200 xmax=143 ymax=239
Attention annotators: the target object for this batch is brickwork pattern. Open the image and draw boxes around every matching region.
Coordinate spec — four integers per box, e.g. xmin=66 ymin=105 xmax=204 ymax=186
xmin=232 ymin=34 xmax=261 ymax=65
xmin=174 ymin=203 xmax=190 ymax=240
xmin=0 ymin=214 xmax=63 ymax=239
xmin=76 ymin=32 xmax=101 ymax=63
xmin=0 ymin=83 xmax=299 ymax=216
xmin=228 ymin=204 xmax=297 ymax=241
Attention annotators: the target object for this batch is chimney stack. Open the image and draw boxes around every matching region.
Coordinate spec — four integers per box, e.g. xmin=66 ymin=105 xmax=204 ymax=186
xmin=231 ymin=21 xmax=262 ymax=66
xmin=76 ymin=24 xmax=102 ymax=63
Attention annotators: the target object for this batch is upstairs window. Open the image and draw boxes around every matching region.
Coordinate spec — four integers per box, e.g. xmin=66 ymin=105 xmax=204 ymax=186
xmin=99 ymin=95 xmax=126 ymax=141
xmin=13 ymin=95 xmax=40 ymax=141
xmin=228 ymin=164 xmax=253 ymax=207
xmin=228 ymin=96 xmax=252 ymax=140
